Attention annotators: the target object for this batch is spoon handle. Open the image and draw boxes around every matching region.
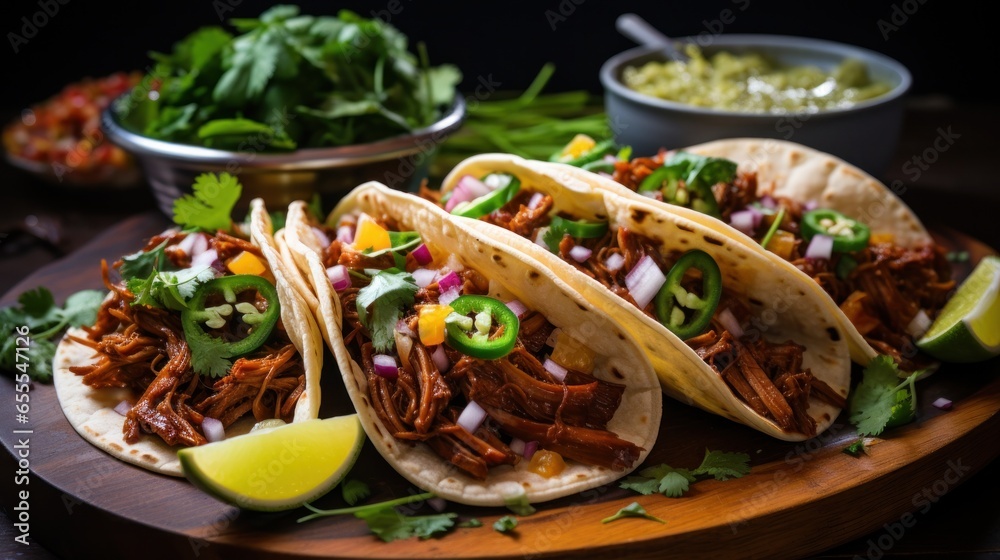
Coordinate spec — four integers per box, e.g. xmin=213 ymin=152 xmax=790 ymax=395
xmin=615 ymin=13 xmax=687 ymax=61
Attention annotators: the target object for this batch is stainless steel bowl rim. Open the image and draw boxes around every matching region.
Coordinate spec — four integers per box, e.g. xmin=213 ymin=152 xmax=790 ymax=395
xmin=101 ymin=94 xmax=466 ymax=170
xmin=600 ymin=34 xmax=913 ymax=119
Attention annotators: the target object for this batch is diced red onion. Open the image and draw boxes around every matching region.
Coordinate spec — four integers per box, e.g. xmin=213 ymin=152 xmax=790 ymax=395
xmin=528 ymin=192 xmax=545 ymax=210
xmin=605 ymin=253 xmax=625 ymax=272
xmin=428 ymin=497 xmax=447 ymax=512
xmin=509 ymin=437 xmax=526 ymax=455
xmin=718 ymin=307 xmax=744 ymax=338
xmin=457 ymin=400 xmax=488 ymax=434
xmin=431 ymin=345 xmax=450 ymax=373
xmin=569 ymin=245 xmax=593 ymax=263
xmin=624 ymin=255 xmax=666 ymax=310
xmin=933 ymin=397 xmax=953 ymax=410
xmin=598 ymin=171 xmax=613 ymax=179
xmin=113 ymin=400 xmax=131 ymax=416
xmin=523 ymin=440 xmax=539 ymax=460
xmin=505 ymin=299 xmax=528 ymax=318
xmin=336 ymin=225 xmax=354 ymax=244
xmin=202 ymin=417 xmax=225 ymax=443
xmin=445 ymin=175 xmax=491 ymax=211
xmin=437 ymin=271 xmax=461 ymax=293
xmin=760 ymin=195 xmax=777 ymax=209
xmin=543 ymin=358 xmax=568 ymax=382
xmin=372 ymin=354 xmax=399 ymax=379
xmin=729 ymin=210 xmax=757 ymax=236
xmin=412 ymin=243 xmax=433 ymax=265
xmin=412 ymin=268 xmax=438 ymax=288
xmin=177 ymin=232 xmax=197 ymax=255
xmin=803 ymin=200 xmax=819 ymax=211
xmin=907 ymin=309 xmax=932 ymax=338
xmin=191 ymin=248 xmax=218 ymax=268
xmin=396 ymin=318 xmax=416 ymax=338
xmin=312 ymin=227 xmax=331 ymax=249
xmin=326 ymin=264 xmax=351 ymax=291
xmin=209 ymin=259 xmax=226 ymax=274
xmin=177 ymin=232 xmax=208 ymax=257
xmin=640 ymin=190 xmax=663 ymax=201
xmin=804 ymin=234 xmax=834 ymax=260
xmin=439 ymin=286 xmax=461 ymax=306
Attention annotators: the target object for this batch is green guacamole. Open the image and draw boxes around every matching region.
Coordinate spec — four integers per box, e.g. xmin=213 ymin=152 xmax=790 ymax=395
xmin=621 ymin=44 xmax=893 ymax=113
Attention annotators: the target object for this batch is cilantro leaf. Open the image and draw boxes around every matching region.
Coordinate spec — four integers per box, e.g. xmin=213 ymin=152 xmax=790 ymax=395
xmin=503 ymin=489 xmax=537 ymax=516
xmin=187 ymin=334 xmax=233 ymax=377
xmin=458 ymin=518 xmax=482 ymax=528
xmin=119 ymin=240 xmax=170 ymax=281
xmin=849 ymin=355 xmax=919 ymax=437
xmin=691 ymin=449 xmax=752 ymax=481
xmin=355 ymin=270 xmax=417 ymax=353
xmin=354 ymin=508 xmax=456 ymax=543
xmin=601 ymin=502 xmax=665 ymax=524
xmin=173 ymin=172 xmax=243 ymax=232
xmin=542 ymin=223 xmax=566 ymax=254
xmin=620 ymin=450 xmax=750 ymax=498
xmin=341 ymin=479 xmax=371 ymax=506
xmin=492 ymin=515 xmax=518 ymax=533
xmin=1 ymin=287 xmax=106 ymax=382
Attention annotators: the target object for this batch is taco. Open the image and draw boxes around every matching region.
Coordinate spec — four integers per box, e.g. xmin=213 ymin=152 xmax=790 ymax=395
xmin=278 ymin=182 xmax=661 ymax=506
xmin=565 ymin=137 xmax=954 ymax=373
xmin=431 ymin=153 xmax=852 ymax=442
xmin=53 ymin=197 xmax=323 ymax=475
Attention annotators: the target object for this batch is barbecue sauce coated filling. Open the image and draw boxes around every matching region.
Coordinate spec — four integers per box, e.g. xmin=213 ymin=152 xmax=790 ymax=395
xmin=318 ymin=213 xmax=641 ymax=480
xmin=68 ymin=230 xmax=306 ymax=447
xmin=612 ymin=151 xmax=955 ymax=372
xmin=425 ymin=183 xmax=847 ymax=437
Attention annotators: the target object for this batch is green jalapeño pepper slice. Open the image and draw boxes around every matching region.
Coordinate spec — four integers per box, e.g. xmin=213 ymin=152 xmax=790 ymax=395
xmin=181 ymin=275 xmax=280 ymax=377
xmin=451 ymin=174 xmax=522 ymax=219
xmin=654 ymin=250 xmax=723 ymax=339
xmin=549 ymin=215 xmax=609 ymax=239
xmin=801 ymin=209 xmax=871 ymax=252
xmin=445 ymin=295 xmax=519 ymax=360
xmin=638 ymin=166 xmax=722 ymax=219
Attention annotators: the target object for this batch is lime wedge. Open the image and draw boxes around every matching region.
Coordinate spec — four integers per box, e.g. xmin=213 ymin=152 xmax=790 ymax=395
xmin=178 ymin=414 xmax=365 ymax=511
xmin=916 ymin=256 xmax=1000 ymax=363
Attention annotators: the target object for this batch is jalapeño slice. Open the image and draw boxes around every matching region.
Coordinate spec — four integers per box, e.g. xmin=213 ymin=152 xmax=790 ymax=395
xmin=451 ymin=174 xmax=521 ymax=219
xmin=801 ymin=209 xmax=871 ymax=252
xmin=654 ymin=250 xmax=723 ymax=339
xmin=445 ymin=295 xmax=519 ymax=360
xmin=550 ymin=215 xmax=609 ymax=239
xmin=181 ymin=275 xmax=280 ymax=376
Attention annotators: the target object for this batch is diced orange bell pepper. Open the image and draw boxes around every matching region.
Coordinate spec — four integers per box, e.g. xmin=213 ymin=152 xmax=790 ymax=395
xmin=353 ymin=214 xmax=391 ymax=252
xmin=561 ymin=134 xmax=596 ymax=159
xmin=418 ymin=304 xmax=453 ymax=346
xmin=227 ymin=251 xmax=266 ymax=276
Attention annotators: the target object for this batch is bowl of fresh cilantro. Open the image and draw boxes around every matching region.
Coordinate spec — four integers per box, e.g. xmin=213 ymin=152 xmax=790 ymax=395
xmin=102 ymin=5 xmax=464 ymax=217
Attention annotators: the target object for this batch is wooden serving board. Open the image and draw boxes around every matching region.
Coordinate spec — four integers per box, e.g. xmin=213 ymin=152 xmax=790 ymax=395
xmin=2 ymin=212 xmax=998 ymax=560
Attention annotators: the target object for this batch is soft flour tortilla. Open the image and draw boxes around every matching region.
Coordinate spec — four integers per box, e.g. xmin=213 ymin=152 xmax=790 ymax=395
xmin=279 ymin=182 xmax=662 ymax=506
xmin=441 ymin=154 xmax=852 ymax=442
xmin=547 ymin=138 xmax=933 ymax=367
xmin=52 ymin=198 xmax=324 ymax=476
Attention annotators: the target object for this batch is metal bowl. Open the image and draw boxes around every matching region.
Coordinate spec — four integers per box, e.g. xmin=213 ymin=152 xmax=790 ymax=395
xmin=101 ymin=94 xmax=466 ymax=217
xmin=600 ymin=34 xmax=912 ymax=176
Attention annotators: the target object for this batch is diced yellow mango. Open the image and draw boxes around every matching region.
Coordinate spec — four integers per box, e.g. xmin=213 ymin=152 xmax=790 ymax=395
xmin=561 ymin=134 xmax=596 ymax=159
xmin=870 ymin=232 xmax=895 ymax=245
xmin=527 ymin=450 xmax=566 ymax=478
xmin=227 ymin=251 xmax=266 ymax=276
xmin=418 ymin=304 xmax=453 ymax=346
xmin=548 ymin=330 xmax=595 ymax=374
xmin=352 ymin=214 xmax=391 ymax=252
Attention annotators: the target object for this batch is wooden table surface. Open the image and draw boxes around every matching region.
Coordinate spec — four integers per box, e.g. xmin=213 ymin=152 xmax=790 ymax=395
xmin=1 ymin=98 xmax=998 ymax=559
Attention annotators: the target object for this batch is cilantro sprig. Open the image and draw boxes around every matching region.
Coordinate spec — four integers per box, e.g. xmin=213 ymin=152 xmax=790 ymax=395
xmin=843 ymin=355 xmax=920 ymax=453
xmin=299 ymin=492 xmax=456 ymax=543
xmin=355 ymin=270 xmax=418 ymax=353
xmin=602 ymin=502 xmax=665 ymax=524
xmin=1 ymin=287 xmax=105 ymax=382
xmin=173 ymin=172 xmax=243 ymax=232
xmin=619 ymin=449 xmax=751 ymax=498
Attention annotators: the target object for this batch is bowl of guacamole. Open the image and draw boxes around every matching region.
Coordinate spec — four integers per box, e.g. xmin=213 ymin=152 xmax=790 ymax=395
xmin=600 ymin=34 xmax=911 ymax=175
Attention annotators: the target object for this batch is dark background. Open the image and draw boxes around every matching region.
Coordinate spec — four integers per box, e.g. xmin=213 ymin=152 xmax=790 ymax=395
xmin=0 ymin=0 xmax=989 ymax=108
